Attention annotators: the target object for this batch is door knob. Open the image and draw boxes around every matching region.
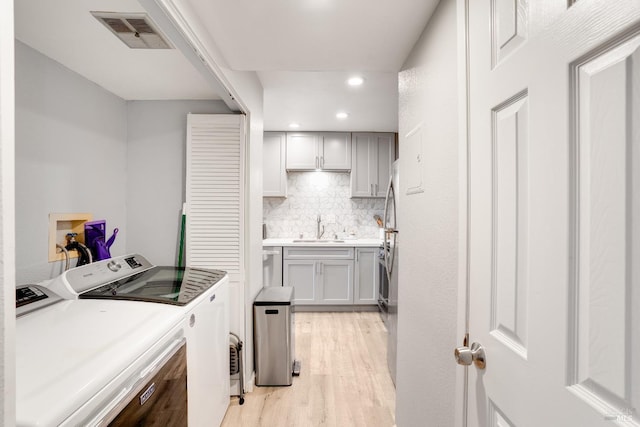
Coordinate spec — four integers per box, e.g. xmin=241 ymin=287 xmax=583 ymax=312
xmin=454 ymin=342 xmax=486 ymax=369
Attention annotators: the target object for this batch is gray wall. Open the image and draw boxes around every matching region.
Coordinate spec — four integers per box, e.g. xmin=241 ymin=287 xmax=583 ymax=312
xmin=15 ymin=41 xmax=128 ymax=283
xmin=15 ymin=42 xmax=231 ymax=282
xmin=126 ymin=100 xmax=232 ymax=266
xmin=396 ymin=0 xmax=460 ymax=425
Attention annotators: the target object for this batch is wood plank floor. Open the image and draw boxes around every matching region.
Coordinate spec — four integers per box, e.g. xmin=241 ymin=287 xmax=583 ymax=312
xmin=222 ymin=312 xmax=396 ymax=427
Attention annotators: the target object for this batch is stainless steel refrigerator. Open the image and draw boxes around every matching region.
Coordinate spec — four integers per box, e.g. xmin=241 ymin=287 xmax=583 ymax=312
xmin=383 ymin=160 xmax=399 ymax=386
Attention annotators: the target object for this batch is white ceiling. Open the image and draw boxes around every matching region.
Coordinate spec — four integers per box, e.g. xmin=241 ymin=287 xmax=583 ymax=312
xmin=14 ymin=0 xmax=439 ymax=131
xmin=14 ymin=0 xmax=219 ymax=101
xmin=182 ymin=0 xmax=437 ymax=72
xmin=259 ymin=71 xmax=398 ymax=132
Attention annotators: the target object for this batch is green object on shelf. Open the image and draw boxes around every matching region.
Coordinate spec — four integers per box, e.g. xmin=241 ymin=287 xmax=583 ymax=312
xmin=178 ymin=208 xmax=186 ymax=268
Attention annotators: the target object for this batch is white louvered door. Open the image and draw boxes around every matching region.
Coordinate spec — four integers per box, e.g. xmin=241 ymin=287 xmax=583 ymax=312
xmin=185 ymin=114 xmax=245 ymax=284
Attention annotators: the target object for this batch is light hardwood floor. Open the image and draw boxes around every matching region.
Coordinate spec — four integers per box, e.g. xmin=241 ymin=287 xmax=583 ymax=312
xmin=222 ymin=311 xmax=396 ymax=427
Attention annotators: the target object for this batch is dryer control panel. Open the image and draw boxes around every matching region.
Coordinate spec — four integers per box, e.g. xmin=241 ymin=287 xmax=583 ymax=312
xmin=16 ymin=285 xmax=62 ymax=317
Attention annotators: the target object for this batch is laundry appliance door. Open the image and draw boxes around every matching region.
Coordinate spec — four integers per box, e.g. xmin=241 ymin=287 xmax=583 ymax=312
xmin=108 ymin=342 xmax=187 ymax=426
xmin=16 ymin=300 xmax=185 ymax=427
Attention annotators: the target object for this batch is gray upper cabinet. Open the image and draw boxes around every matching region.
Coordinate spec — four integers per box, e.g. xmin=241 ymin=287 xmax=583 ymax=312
xmin=263 ymin=132 xmax=287 ymax=197
xmin=286 ymin=132 xmax=351 ymax=171
xmin=285 ymin=132 xmax=319 ymax=170
xmin=320 ymin=132 xmax=351 ymax=170
xmin=350 ymin=132 xmax=395 ymax=197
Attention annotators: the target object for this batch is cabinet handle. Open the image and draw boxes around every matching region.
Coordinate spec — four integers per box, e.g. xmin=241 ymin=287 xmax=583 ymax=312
xmin=321 ymin=156 xmax=324 ymax=168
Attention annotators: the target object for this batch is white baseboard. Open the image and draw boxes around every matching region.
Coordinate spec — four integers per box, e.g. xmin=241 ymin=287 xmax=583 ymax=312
xmin=244 ymin=371 xmax=255 ymax=393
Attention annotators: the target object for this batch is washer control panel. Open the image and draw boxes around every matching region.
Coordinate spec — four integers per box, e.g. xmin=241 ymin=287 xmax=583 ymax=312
xmin=107 ymin=260 xmax=122 ymax=272
xmin=62 ymin=254 xmax=154 ymax=295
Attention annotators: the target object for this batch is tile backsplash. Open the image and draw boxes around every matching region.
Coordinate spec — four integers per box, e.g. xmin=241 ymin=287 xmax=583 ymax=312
xmin=263 ymin=172 xmax=385 ymax=239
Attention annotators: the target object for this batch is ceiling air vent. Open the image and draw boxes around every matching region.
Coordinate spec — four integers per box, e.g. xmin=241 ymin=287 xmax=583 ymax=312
xmin=91 ymin=12 xmax=173 ymax=49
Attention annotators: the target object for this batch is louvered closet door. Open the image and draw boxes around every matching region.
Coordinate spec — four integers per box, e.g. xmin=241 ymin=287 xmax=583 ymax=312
xmin=186 ymin=114 xmax=245 ymax=284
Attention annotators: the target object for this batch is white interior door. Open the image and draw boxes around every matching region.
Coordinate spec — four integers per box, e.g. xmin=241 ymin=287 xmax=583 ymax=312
xmin=463 ymin=1 xmax=640 ymax=426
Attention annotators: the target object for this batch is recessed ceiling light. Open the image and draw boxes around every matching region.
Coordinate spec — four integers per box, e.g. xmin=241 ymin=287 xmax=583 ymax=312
xmin=289 ymin=123 xmax=300 ymax=128
xmin=347 ymin=76 xmax=364 ymax=86
xmin=336 ymin=112 xmax=349 ymax=119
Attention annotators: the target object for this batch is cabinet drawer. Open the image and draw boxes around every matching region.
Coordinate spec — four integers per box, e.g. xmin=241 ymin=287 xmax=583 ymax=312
xmin=284 ymin=247 xmax=354 ymax=260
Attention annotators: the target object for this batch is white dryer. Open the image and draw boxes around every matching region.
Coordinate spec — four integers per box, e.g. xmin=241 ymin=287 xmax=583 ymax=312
xmin=16 ymin=285 xmax=186 ymax=426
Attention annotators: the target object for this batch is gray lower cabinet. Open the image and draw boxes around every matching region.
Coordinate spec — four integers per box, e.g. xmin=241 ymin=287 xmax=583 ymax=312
xmin=320 ymin=260 xmax=354 ymax=304
xmin=354 ymin=248 xmax=379 ymax=305
xmin=283 ymin=260 xmax=317 ymax=303
xmin=283 ymin=247 xmax=354 ymax=305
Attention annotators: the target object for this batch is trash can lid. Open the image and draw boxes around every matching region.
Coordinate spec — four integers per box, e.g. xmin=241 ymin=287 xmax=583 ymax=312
xmin=254 ymin=286 xmax=294 ymax=306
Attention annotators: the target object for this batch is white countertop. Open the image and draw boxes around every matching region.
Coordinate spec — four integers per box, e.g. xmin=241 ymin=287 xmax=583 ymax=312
xmin=263 ymin=238 xmax=382 ymax=247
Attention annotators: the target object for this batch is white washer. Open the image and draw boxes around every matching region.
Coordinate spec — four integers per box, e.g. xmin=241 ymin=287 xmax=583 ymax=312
xmin=16 ymin=296 xmax=185 ymax=426
xmin=42 ymin=254 xmax=231 ymax=427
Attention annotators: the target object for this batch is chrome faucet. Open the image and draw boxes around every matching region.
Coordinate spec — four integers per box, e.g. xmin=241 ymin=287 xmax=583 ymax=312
xmin=316 ymin=215 xmax=325 ymax=240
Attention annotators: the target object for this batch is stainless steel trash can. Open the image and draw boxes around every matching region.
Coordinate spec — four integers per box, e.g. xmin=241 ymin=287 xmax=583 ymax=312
xmin=254 ymin=286 xmax=297 ymax=386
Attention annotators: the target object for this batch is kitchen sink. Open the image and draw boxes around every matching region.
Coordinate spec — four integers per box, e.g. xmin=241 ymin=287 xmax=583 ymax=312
xmin=292 ymin=239 xmax=345 ymax=243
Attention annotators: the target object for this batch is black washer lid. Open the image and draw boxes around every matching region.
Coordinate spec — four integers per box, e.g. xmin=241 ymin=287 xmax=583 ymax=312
xmin=254 ymin=286 xmax=294 ymax=306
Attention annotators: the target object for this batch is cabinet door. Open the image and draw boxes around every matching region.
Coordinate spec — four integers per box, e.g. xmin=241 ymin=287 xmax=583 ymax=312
xmin=263 ymin=132 xmax=287 ymax=197
xmin=319 ymin=132 xmax=351 ymax=170
xmin=374 ymin=134 xmax=395 ymax=197
xmin=319 ymin=260 xmax=354 ymax=304
xmin=286 ymin=133 xmax=318 ymax=170
xmin=284 ymin=260 xmax=318 ymax=304
xmin=350 ymin=134 xmax=375 ymax=197
xmin=350 ymin=133 xmax=395 ymax=198
xmin=354 ymin=248 xmax=379 ymax=304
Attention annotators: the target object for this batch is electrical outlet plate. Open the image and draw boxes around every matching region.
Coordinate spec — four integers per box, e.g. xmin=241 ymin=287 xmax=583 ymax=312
xmin=48 ymin=213 xmax=93 ymax=262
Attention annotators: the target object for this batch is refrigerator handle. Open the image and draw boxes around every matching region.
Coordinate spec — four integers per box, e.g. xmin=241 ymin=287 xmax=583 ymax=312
xmin=383 ymin=178 xmax=392 ymax=228
xmin=383 ymin=177 xmax=397 ymax=279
